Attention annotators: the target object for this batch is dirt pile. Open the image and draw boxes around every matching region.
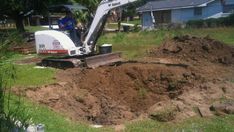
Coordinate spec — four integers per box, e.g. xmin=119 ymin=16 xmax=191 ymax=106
xmin=24 ymin=63 xmax=193 ymax=125
xmin=149 ymin=35 xmax=234 ymax=65
xmin=18 ymin=36 xmax=234 ymax=125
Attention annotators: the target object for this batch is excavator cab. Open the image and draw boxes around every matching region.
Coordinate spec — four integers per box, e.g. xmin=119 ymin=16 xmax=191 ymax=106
xmin=35 ymin=3 xmax=89 ymax=56
xmin=48 ymin=4 xmax=89 ymax=46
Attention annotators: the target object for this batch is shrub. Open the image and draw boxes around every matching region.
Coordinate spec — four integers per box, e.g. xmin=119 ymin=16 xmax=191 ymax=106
xmin=186 ymin=13 xmax=234 ymax=28
xmin=0 ymin=33 xmax=31 ymax=131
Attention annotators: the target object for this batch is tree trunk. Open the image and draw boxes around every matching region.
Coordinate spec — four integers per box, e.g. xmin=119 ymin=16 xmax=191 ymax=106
xmin=14 ymin=15 xmax=25 ymax=32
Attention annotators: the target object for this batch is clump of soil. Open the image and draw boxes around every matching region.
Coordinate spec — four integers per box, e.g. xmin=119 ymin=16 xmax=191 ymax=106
xmin=149 ymin=35 xmax=234 ymax=65
xmin=17 ymin=36 xmax=234 ymax=125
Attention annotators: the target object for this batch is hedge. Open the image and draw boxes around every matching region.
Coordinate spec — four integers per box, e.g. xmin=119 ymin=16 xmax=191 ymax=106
xmin=186 ymin=13 xmax=234 ymax=28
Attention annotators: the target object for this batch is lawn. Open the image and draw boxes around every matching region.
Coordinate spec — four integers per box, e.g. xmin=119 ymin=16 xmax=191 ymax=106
xmin=2 ymin=27 xmax=234 ymax=131
xmin=25 ymin=26 xmax=48 ymax=32
xmin=1 ymin=54 xmax=56 ymax=87
xmin=13 ymin=64 xmax=56 ymax=87
xmin=98 ymin=27 xmax=234 ymax=59
xmin=125 ymin=115 xmax=234 ymax=132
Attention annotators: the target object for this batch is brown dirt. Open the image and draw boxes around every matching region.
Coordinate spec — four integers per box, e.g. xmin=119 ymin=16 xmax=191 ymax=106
xmin=8 ymin=41 xmax=36 ymax=54
xmin=149 ymin=35 xmax=234 ymax=65
xmin=17 ymin=36 xmax=234 ymax=125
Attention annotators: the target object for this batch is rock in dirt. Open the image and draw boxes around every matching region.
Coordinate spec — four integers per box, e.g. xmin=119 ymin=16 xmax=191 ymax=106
xmin=210 ymin=100 xmax=234 ymax=115
xmin=198 ymin=106 xmax=213 ymax=117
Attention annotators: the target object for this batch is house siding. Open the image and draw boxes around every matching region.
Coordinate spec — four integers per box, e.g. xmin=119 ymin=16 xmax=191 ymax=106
xmin=171 ymin=0 xmax=223 ymax=23
xmin=141 ymin=12 xmax=154 ymax=30
xmin=140 ymin=0 xmax=234 ymax=29
xmin=203 ymin=0 xmax=224 ymax=18
xmin=226 ymin=0 xmax=234 ymax=5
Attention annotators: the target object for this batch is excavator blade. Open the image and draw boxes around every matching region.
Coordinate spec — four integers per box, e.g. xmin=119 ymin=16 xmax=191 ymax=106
xmin=84 ymin=52 xmax=123 ymax=68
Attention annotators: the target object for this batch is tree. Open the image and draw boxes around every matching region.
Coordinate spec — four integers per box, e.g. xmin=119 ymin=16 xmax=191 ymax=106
xmin=75 ymin=0 xmax=101 ymax=12
xmin=124 ymin=0 xmax=145 ymax=19
xmin=0 ymin=0 xmax=68 ymax=32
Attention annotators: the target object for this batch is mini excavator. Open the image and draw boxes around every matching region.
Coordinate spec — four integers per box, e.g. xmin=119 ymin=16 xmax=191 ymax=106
xmin=35 ymin=0 xmax=137 ymax=68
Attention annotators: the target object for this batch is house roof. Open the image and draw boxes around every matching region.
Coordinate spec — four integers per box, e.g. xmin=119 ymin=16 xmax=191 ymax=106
xmin=137 ymin=0 xmax=215 ymax=12
xmin=49 ymin=3 xmax=88 ymax=13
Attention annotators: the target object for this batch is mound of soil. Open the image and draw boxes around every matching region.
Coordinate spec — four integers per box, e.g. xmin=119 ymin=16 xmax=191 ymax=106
xmin=24 ymin=63 xmax=192 ymax=125
xmin=149 ymin=35 xmax=234 ymax=65
xmin=17 ymin=36 xmax=234 ymax=125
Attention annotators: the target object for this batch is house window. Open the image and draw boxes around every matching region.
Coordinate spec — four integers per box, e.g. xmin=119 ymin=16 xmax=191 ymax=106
xmin=194 ymin=7 xmax=202 ymax=16
xmin=154 ymin=10 xmax=171 ymax=24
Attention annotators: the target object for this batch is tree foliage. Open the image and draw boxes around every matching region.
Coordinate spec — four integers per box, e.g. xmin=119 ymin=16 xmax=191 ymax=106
xmin=0 ymin=0 xmax=69 ymax=32
xmin=75 ymin=0 xmax=101 ymax=12
xmin=0 ymin=0 xmax=143 ymax=32
xmin=123 ymin=0 xmax=145 ymax=20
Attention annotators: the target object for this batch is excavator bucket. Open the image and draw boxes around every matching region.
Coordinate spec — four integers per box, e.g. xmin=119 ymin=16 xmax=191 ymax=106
xmin=84 ymin=52 xmax=123 ymax=68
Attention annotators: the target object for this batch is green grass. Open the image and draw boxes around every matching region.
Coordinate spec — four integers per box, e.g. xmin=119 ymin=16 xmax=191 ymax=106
xmin=126 ymin=115 xmax=234 ymax=132
xmin=0 ymin=26 xmax=48 ymax=33
xmin=2 ymin=54 xmax=55 ymax=87
xmin=175 ymin=28 xmax=234 ymax=45
xmin=106 ymin=23 xmax=119 ymax=29
xmin=122 ymin=19 xmax=141 ymax=25
xmin=0 ymin=53 xmax=26 ymax=62
xmin=13 ymin=64 xmax=56 ymax=87
xmin=25 ymin=26 xmax=48 ymax=32
xmin=98 ymin=27 xmax=234 ymax=59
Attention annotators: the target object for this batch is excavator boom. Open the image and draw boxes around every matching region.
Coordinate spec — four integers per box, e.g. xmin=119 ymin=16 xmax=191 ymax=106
xmin=83 ymin=0 xmax=138 ymax=54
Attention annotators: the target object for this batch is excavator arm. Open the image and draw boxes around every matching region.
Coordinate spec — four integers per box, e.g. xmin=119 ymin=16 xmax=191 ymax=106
xmin=83 ymin=0 xmax=138 ymax=54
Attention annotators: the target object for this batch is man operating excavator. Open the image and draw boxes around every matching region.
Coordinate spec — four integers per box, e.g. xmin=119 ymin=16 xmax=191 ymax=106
xmin=58 ymin=11 xmax=82 ymax=46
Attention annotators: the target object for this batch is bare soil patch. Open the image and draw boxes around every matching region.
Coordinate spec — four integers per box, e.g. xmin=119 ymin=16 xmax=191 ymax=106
xmin=18 ymin=36 xmax=234 ymax=125
xmin=9 ymin=41 xmax=36 ymax=54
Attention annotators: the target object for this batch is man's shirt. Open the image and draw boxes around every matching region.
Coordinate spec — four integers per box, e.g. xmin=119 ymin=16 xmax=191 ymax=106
xmin=58 ymin=17 xmax=76 ymax=30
